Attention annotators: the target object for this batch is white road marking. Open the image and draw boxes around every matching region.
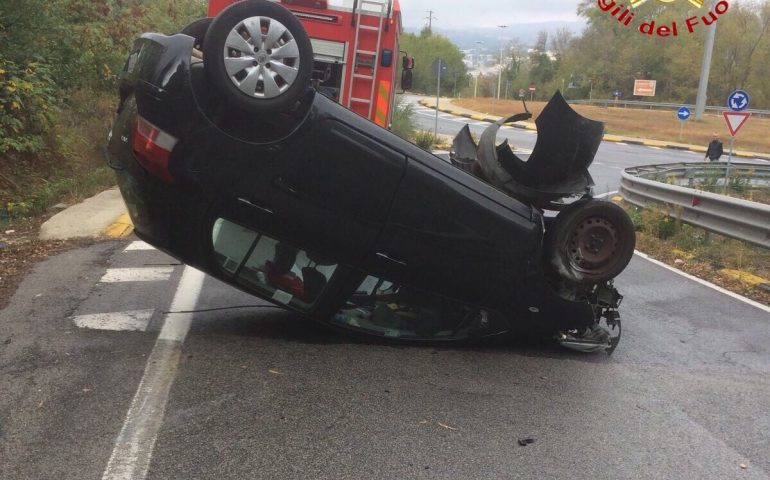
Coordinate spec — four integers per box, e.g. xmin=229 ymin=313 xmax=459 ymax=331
xmin=100 ymin=267 xmax=174 ymax=283
xmin=615 ymin=142 xmax=628 ymax=146
xmin=124 ymin=241 xmax=155 ymax=252
xmin=686 ymin=150 xmax=699 ymax=155
xmin=101 ymin=266 xmax=206 ymax=480
xmin=472 ymin=122 xmax=488 ymax=127
xmin=648 ymin=146 xmax=662 ymax=150
xmin=73 ymin=310 xmax=154 ymax=332
xmin=634 ymin=251 xmax=770 ymax=314
xmin=513 ymin=148 xmax=534 ymax=155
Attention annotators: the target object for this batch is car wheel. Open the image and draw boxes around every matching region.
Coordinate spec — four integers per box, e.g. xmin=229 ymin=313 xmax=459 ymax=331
xmin=179 ymin=17 xmax=213 ymax=51
xmin=202 ymin=0 xmax=313 ymax=113
xmin=545 ymin=200 xmax=635 ymax=285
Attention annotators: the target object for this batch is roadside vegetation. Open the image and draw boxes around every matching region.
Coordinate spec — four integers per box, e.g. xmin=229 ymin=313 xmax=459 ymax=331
xmin=0 ymin=0 xmax=207 ymax=225
xmin=456 ymin=2 xmax=770 ymax=110
xmin=624 ymin=202 xmax=770 ymax=306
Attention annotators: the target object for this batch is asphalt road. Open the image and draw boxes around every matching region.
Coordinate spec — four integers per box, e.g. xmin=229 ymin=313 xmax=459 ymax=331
xmin=2 ymin=105 xmax=769 ymax=480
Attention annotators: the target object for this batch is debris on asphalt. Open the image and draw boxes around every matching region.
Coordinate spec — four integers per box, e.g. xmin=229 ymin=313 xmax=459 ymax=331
xmin=4 ymin=230 xmax=14 ymax=234
xmin=269 ymin=369 xmax=283 ymax=375
xmin=674 ymin=259 xmax=685 ymax=267
xmin=438 ymin=422 xmax=458 ymax=431
xmin=740 ymin=464 xmax=747 ymax=470
xmin=518 ymin=438 xmax=536 ymax=446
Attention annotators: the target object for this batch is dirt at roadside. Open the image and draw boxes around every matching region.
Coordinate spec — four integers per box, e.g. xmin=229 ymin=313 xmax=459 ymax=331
xmin=0 ymin=217 xmax=97 ymax=311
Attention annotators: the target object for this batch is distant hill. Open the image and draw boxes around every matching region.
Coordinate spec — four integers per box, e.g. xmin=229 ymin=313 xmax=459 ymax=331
xmin=404 ymin=22 xmax=585 ymax=50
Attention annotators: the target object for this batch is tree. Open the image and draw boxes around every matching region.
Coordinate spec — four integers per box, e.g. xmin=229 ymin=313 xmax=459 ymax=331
xmin=400 ymin=31 xmax=468 ymax=96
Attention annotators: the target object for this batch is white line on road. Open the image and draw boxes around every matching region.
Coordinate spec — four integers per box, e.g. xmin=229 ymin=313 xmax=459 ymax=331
xmin=615 ymin=142 xmax=628 ymax=146
xmin=73 ymin=310 xmax=154 ymax=332
xmin=634 ymin=251 xmax=770 ymax=314
xmin=101 ymin=266 xmax=206 ymax=480
xmin=100 ymin=267 xmax=174 ymax=283
xmin=648 ymin=146 xmax=662 ymax=150
xmin=124 ymin=241 xmax=155 ymax=252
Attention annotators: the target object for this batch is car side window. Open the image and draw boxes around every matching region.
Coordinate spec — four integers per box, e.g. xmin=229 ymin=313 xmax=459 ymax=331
xmin=212 ymin=218 xmax=337 ymax=309
xmin=334 ymin=275 xmax=507 ymax=340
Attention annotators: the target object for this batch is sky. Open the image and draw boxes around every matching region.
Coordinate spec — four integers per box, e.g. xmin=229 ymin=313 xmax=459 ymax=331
xmin=398 ymin=0 xmax=584 ymax=29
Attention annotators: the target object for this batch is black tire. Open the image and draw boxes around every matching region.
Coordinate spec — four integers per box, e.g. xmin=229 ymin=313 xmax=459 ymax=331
xmin=203 ymin=0 xmax=313 ymax=113
xmin=179 ymin=17 xmax=213 ymax=51
xmin=544 ymin=200 xmax=636 ymax=285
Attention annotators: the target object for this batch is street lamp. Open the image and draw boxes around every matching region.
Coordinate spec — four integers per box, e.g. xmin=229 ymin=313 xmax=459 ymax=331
xmin=496 ymin=25 xmax=508 ymax=99
xmin=494 ymin=25 xmax=508 ymax=115
xmin=473 ymin=41 xmax=484 ymax=98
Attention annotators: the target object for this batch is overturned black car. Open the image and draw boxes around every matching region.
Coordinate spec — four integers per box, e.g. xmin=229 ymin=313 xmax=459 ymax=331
xmin=106 ymin=0 xmax=635 ymax=352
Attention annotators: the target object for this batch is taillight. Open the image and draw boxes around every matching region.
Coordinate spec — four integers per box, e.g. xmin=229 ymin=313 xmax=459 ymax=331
xmin=131 ymin=115 xmax=178 ymax=184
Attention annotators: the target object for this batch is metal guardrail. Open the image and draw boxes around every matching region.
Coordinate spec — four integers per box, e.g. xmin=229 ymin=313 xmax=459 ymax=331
xmin=620 ymin=163 xmax=770 ymax=248
xmin=569 ymin=99 xmax=770 ymax=118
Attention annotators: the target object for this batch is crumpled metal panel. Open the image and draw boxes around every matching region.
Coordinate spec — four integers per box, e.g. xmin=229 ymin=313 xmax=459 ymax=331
xmin=462 ymin=92 xmax=605 ymax=207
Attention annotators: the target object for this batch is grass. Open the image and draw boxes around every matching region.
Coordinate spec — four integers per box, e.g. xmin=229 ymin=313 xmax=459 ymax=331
xmin=455 ymin=97 xmax=770 ymax=154
xmin=625 ymin=203 xmax=770 ymax=305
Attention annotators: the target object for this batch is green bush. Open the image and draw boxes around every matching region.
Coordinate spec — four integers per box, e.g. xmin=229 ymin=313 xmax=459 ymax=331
xmin=413 ymin=130 xmax=435 ymax=150
xmin=0 ymin=57 xmax=58 ymax=154
xmin=390 ymin=96 xmax=415 ymax=141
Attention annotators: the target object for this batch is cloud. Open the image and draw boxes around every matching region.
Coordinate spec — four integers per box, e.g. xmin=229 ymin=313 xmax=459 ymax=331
xmin=399 ymin=0 xmax=583 ymax=28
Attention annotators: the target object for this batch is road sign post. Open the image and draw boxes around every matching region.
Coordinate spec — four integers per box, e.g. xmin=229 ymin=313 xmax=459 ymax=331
xmin=432 ymin=58 xmax=447 ymax=142
xmin=528 ymin=83 xmax=536 ymax=102
xmin=677 ymin=106 xmax=690 ymax=141
xmin=723 ymin=89 xmax=751 ymax=191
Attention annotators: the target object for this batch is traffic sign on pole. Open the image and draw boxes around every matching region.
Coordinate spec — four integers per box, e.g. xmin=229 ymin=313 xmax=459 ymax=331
xmin=723 ymin=111 xmax=751 ymax=137
xmin=676 ymin=106 xmax=690 ymax=140
xmin=518 ymin=88 xmax=525 ymax=98
xmin=727 ymin=89 xmax=750 ymax=112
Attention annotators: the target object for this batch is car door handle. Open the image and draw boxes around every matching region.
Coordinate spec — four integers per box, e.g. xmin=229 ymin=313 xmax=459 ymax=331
xmin=375 ymin=252 xmax=407 ymax=267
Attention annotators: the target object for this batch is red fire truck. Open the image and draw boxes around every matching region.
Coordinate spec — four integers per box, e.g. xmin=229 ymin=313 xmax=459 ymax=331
xmin=207 ymin=0 xmax=409 ymax=128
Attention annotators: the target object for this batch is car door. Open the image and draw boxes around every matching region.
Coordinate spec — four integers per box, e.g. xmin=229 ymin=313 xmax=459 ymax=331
xmin=369 ymin=156 xmax=542 ymax=308
xmin=265 ymin=116 xmax=407 ymax=265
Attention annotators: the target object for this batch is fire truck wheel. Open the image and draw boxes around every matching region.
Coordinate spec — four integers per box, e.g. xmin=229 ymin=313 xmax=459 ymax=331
xmin=203 ymin=0 xmax=313 ymax=114
xmin=179 ymin=17 xmax=212 ymax=51
xmin=544 ymin=200 xmax=636 ymax=285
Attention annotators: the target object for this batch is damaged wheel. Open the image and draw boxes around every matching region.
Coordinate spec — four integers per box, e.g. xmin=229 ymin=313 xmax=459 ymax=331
xmin=545 ymin=200 xmax=635 ymax=285
xmin=203 ymin=0 xmax=313 ymax=113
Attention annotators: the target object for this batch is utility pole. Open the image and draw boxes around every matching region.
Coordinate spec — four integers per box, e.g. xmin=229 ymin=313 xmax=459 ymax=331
xmin=425 ymin=10 xmax=437 ymax=35
xmin=695 ymin=0 xmax=717 ymax=120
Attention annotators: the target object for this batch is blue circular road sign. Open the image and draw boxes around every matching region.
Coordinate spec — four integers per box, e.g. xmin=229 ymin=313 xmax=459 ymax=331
xmin=677 ymin=106 xmax=691 ymax=121
xmin=727 ymin=89 xmax=750 ymax=112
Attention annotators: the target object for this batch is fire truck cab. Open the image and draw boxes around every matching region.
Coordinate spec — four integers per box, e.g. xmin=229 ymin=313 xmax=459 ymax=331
xmin=207 ymin=0 xmax=408 ymax=128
